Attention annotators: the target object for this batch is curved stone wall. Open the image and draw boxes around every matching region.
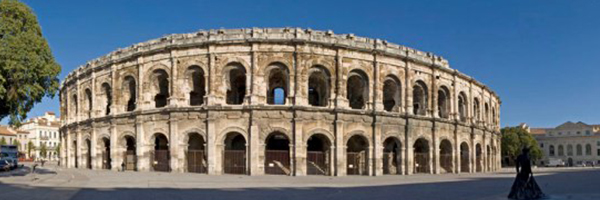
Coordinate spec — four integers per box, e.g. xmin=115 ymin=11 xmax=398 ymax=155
xmin=59 ymin=28 xmax=501 ymax=176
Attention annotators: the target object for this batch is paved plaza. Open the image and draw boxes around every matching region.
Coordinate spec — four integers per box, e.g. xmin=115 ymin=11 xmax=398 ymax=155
xmin=0 ymin=163 xmax=599 ymax=200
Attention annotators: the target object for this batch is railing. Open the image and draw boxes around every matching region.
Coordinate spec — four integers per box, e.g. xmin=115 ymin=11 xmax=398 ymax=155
xmin=151 ymin=150 xmax=170 ymax=172
xmin=186 ymin=150 xmax=207 ymax=173
xmin=382 ymin=152 xmax=401 ymax=175
xmin=224 ymin=150 xmax=246 ymax=174
xmin=414 ymin=153 xmax=430 ymax=173
xmin=264 ymin=150 xmax=290 ymax=175
xmin=307 ymin=151 xmax=328 ymax=175
xmin=347 ymin=151 xmax=367 ymax=175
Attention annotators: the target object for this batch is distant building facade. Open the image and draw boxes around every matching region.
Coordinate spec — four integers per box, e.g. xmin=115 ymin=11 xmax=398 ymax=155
xmin=0 ymin=126 xmax=18 ymax=145
xmin=529 ymin=122 xmax=600 ymax=166
xmin=20 ymin=112 xmax=61 ymax=160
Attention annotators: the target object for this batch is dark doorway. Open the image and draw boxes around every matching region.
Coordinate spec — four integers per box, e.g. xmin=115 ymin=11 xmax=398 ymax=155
xmin=265 ymin=132 xmax=290 ymax=175
xmin=186 ymin=133 xmax=206 ymax=173
xmin=383 ymin=137 xmax=402 ymax=175
xmin=307 ymin=134 xmax=331 ymax=175
xmin=223 ymin=132 xmax=246 ymax=174
xmin=102 ymin=138 xmax=111 ymax=170
xmin=151 ymin=133 xmax=170 ymax=172
xmin=439 ymin=139 xmax=452 ymax=173
xmin=460 ymin=142 xmax=470 ymax=173
xmin=347 ymin=135 xmax=369 ymax=175
xmin=123 ymin=136 xmax=136 ymax=171
xmin=413 ymin=138 xmax=430 ymax=174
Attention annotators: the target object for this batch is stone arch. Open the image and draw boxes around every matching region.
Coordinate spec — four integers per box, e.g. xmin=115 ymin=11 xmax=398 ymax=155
xmin=484 ymin=102 xmax=490 ymax=123
xmin=223 ymin=62 xmax=247 ymax=105
xmin=186 ymin=131 xmax=206 ymax=173
xmin=347 ymin=69 xmax=369 ymax=109
xmin=457 ymin=91 xmax=468 ymax=122
xmin=306 ymin=133 xmax=333 ymax=176
xmin=99 ymin=135 xmax=111 ymax=170
xmin=180 ymin=128 xmax=206 ymax=146
xmin=439 ymin=139 xmax=453 ymax=173
xmin=382 ymin=136 xmax=402 ymax=175
xmin=265 ymin=62 xmax=290 ymax=105
xmin=218 ymin=126 xmax=249 ymax=145
xmin=412 ymin=80 xmax=428 ymax=116
xmin=460 ymin=142 xmax=470 ymax=173
xmin=382 ymin=75 xmax=402 ymax=112
xmin=567 ymin=144 xmax=573 ymax=156
xmin=122 ymin=75 xmax=137 ymax=112
xmin=308 ymin=65 xmax=331 ymax=107
xmin=185 ymin=65 xmax=206 ymax=106
xmin=558 ymin=144 xmax=564 ymax=156
xmin=475 ymin=143 xmax=482 ymax=172
xmin=437 ymin=85 xmax=451 ymax=119
xmin=304 ymin=128 xmax=334 ymax=145
xmin=101 ymin=82 xmax=112 ymax=115
xmin=148 ymin=69 xmax=170 ymax=108
xmin=223 ymin=131 xmax=247 ymax=174
xmin=473 ymin=97 xmax=481 ymax=121
xmin=346 ymin=134 xmax=369 ymax=175
xmin=150 ymin=132 xmax=170 ymax=172
xmin=413 ymin=137 xmax=430 ymax=173
xmin=84 ymin=88 xmax=92 ymax=118
xmin=576 ymin=144 xmax=582 ymax=156
xmin=120 ymin=133 xmax=136 ymax=171
xmin=264 ymin=131 xmax=291 ymax=175
xmin=586 ymin=144 xmax=592 ymax=156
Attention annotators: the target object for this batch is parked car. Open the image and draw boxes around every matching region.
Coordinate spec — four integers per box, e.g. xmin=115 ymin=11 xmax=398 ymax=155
xmin=0 ymin=153 xmax=12 ymax=171
xmin=546 ymin=158 xmax=565 ymax=167
xmin=0 ymin=145 xmax=18 ymax=169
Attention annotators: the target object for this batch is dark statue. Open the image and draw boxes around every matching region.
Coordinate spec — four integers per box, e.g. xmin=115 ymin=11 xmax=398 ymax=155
xmin=508 ymin=147 xmax=546 ymax=199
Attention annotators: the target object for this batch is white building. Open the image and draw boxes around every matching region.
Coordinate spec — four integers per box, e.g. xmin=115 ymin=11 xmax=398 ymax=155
xmin=20 ymin=112 xmax=61 ymax=160
xmin=0 ymin=126 xmax=17 ymax=145
xmin=529 ymin=121 xmax=600 ymax=167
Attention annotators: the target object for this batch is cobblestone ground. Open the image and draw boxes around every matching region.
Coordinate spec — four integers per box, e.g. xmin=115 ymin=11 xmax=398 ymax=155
xmin=1 ymin=163 xmax=599 ymax=200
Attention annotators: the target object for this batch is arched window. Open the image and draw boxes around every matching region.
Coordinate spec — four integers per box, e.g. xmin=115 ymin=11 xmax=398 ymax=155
xmin=558 ymin=145 xmax=564 ymax=156
xmin=101 ymin=83 xmax=112 ymax=115
xmin=586 ymin=144 xmax=592 ymax=155
xmin=85 ymin=88 xmax=92 ymax=118
xmin=576 ymin=144 xmax=582 ymax=156
xmin=382 ymin=75 xmax=401 ymax=112
xmin=549 ymin=145 xmax=555 ymax=156
xmin=473 ymin=98 xmax=481 ymax=121
xmin=308 ymin=66 xmax=330 ymax=107
xmin=437 ymin=86 xmax=450 ymax=119
xmin=71 ymin=94 xmax=78 ymax=119
xmin=187 ymin=66 xmax=206 ymax=106
xmin=567 ymin=144 xmax=573 ymax=156
xmin=492 ymin=107 xmax=497 ymax=125
xmin=123 ymin=76 xmax=136 ymax=111
xmin=412 ymin=80 xmax=428 ymax=116
xmin=225 ymin=63 xmax=246 ymax=105
xmin=458 ymin=92 xmax=468 ymax=122
xmin=484 ymin=103 xmax=490 ymax=123
xmin=266 ymin=63 xmax=289 ymax=105
xmin=151 ymin=69 xmax=169 ymax=108
xmin=347 ymin=70 xmax=369 ymax=109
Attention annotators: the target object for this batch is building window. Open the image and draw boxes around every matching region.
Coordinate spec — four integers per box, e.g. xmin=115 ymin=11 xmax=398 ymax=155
xmin=577 ymin=131 xmax=581 ymax=135
xmin=586 ymin=130 xmax=591 ymax=135
xmin=558 ymin=132 xmax=562 ymax=135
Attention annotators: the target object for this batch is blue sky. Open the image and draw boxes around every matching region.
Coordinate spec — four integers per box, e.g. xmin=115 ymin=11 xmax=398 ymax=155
xmin=5 ymin=0 xmax=600 ymax=128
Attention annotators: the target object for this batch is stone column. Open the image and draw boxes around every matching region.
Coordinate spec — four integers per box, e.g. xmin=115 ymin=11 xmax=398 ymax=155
xmin=76 ymin=128 xmax=82 ymax=168
xmin=136 ymin=119 xmax=147 ymax=172
xmin=373 ymin=121 xmax=383 ymax=176
xmin=169 ymin=117 xmax=180 ymax=172
xmin=110 ymin=123 xmax=119 ymax=171
xmin=91 ymin=124 xmax=98 ymax=169
xmin=249 ymin=123 xmax=260 ymax=175
xmin=66 ymin=129 xmax=72 ymax=168
xmin=294 ymin=119 xmax=306 ymax=176
xmin=335 ymin=120 xmax=345 ymax=176
xmin=207 ymin=117 xmax=218 ymax=175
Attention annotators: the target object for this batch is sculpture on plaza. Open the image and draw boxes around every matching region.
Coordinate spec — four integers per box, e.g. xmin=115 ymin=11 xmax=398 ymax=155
xmin=508 ymin=147 xmax=546 ymax=199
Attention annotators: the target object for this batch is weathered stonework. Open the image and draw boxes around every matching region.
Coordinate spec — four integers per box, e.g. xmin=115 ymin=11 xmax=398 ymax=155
xmin=59 ymin=28 xmax=501 ymax=176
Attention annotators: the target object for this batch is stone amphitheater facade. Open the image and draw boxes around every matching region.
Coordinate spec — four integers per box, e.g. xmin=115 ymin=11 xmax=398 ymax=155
xmin=59 ymin=28 xmax=501 ymax=176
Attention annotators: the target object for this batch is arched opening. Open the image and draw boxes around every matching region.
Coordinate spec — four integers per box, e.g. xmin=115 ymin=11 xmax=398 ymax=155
xmin=492 ymin=107 xmax=497 ymax=125
xmin=264 ymin=132 xmax=291 ymax=175
xmin=412 ymin=81 xmax=428 ymax=116
xmin=458 ymin=92 xmax=467 ymax=122
xmin=72 ymin=140 xmax=78 ymax=168
xmin=558 ymin=145 xmax=564 ymax=156
xmin=413 ymin=138 xmax=430 ymax=173
xmin=476 ymin=144 xmax=482 ymax=172
xmin=437 ymin=86 xmax=450 ymax=119
xmin=102 ymin=83 xmax=112 ymax=115
xmin=439 ymin=139 xmax=452 ymax=173
xmin=187 ymin=66 xmax=206 ymax=106
xmin=567 ymin=144 xmax=573 ymax=156
xmin=307 ymin=134 xmax=331 ymax=175
xmin=123 ymin=76 xmax=136 ymax=111
xmin=347 ymin=70 xmax=369 ymax=109
xmin=225 ymin=64 xmax=246 ymax=105
xmin=549 ymin=145 xmax=555 ymax=156
xmin=123 ymin=135 xmax=136 ymax=171
xmin=576 ymin=144 xmax=582 ymax=156
xmin=85 ymin=89 xmax=92 ymax=118
xmin=266 ymin=63 xmax=289 ymax=105
xmin=586 ymin=144 xmax=592 ymax=156
xmin=186 ymin=133 xmax=206 ymax=173
xmin=71 ymin=94 xmax=78 ymax=119
xmin=473 ymin=98 xmax=481 ymax=121
xmin=460 ymin=142 xmax=470 ymax=173
xmin=151 ymin=133 xmax=170 ymax=172
xmin=484 ymin=103 xmax=490 ymax=123
xmin=383 ymin=137 xmax=402 ymax=175
xmin=486 ymin=145 xmax=491 ymax=171
xmin=85 ymin=139 xmax=92 ymax=169
xmin=308 ymin=66 xmax=330 ymax=107
xmin=568 ymin=157 xmax=573 ymax=167
xmin=101 ymin=137 xmax=111 ymax=170
xmin=382 ymin=75 xmax=401 ymax=112
xmin=152 ymin=69 xmax=169 ymax=108
xmin=347 ymin=135 xmax=369 ymax=175
xmin=223 ymin=132 xmax=246 ymax=174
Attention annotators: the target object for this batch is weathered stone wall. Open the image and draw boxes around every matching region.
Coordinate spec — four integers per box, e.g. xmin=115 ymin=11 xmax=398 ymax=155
xmin=59 ymin=28 xmax=501 ymax=176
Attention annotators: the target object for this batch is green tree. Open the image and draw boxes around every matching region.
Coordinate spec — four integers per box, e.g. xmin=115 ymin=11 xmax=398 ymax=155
xmin=501 ymin=126 xmax=543 ymax=165
xmin=0 ymin=0 xmax=61 ymax=127
xmin=13 ymin=139 xmax=19 ymax=148
xmin=27 ymin=141 xmax=34 ymax=158
xmin=40 ymin=143 xmax=47 ymax=158
xmin=0 ymin=137 xmax=6 ymax=145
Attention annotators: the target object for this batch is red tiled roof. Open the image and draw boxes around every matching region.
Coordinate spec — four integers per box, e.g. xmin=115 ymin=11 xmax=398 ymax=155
xmin=0 ymin=126 xmax=17 ymax=136
xmin=529 ymin=128 xmax=549 ymax=135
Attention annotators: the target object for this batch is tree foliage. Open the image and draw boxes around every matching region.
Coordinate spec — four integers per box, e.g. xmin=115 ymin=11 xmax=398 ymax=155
xmin=0 ymin=0 xmax=61 ymax=126
xmin=501 ymin=126 xmax=543 ymax=163
xmin=0 ymin=137 xmax=6 ymax=145
xmin=40 ymin=143 xmax=47 ymax=158
xmin=27 ymin=140 xmax=34 ymax=157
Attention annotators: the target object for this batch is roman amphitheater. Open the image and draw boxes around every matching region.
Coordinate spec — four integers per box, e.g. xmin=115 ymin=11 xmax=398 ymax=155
xmin=59 ymin=28 xmax=501 ymax=176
